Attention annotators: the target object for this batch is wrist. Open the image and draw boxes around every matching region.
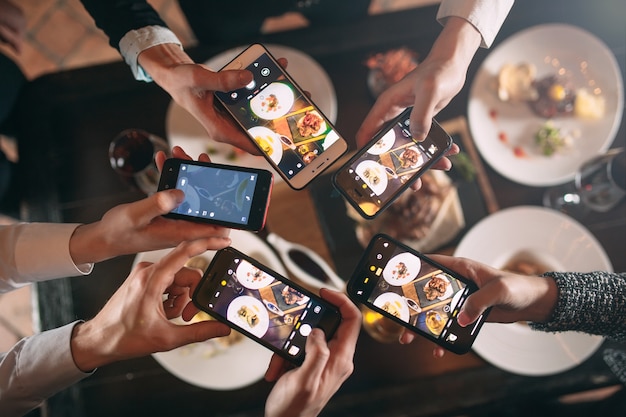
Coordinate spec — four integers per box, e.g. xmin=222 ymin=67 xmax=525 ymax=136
xmin=138 ymin=43 xmax=194 ymax=87
xmin=529 ymin=275 xmax=559 ymax=323
xmin=70 ymin=320 xmax=116 ymax=372
xmin=69 ymin=221 xmax=112 ymax=265
xmin=426 ymin=16 xmax=481 ymax=69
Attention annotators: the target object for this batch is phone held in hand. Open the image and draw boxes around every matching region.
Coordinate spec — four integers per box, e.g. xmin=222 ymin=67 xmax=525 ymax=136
xmin=347 ymin=234 xmax=489 ymax=354
xmin=192 ymin=246 xmax=342 ymax=365
xmin=214 ymin=43 xmax=348 ymax=190
xmin=332 ymin=108 xmax=453 ymax=219
xmin=157 ymin=158 xmax=273 ymax=231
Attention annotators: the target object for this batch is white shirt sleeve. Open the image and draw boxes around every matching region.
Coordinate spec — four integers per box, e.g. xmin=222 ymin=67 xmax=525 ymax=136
xmin=437 ymin=0 xmax=514 ymax=48
xmin=118 ymin=25 xmax=183 ymax=82
xmin=0 ymin=322 xmax=93 ymax=417
xmin=0 ymin=223 xmax=93 ymax=293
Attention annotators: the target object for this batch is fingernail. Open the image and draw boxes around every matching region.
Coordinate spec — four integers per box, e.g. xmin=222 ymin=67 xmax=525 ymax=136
xmin=457 ymin=311 xmax=469 ymax=327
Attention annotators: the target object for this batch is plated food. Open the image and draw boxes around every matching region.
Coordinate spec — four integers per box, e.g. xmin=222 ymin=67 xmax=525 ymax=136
xmin=250 ymin=82 xmax=294 ymax=120
xmin=350 ymin=170 xmax=464 ymax=252
xmin=373 ymin=292 xmax=410 ymax=322
xmin=468 ymin=23 xmax=623 ymax=186
xmin=423 ymin=275 xmax=451 ymax=301
xmin=296 ymin=111 xmax=325 ymax=137
xmin=382 ymin=252 xmax=421 ymax=286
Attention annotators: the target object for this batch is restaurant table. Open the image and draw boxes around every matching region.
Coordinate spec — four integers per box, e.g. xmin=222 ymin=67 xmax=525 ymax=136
xmin=12 ymin=0 xmax=626 ymax=416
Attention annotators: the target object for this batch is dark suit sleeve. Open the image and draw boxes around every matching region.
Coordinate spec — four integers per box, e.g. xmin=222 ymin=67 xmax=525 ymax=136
xmin=80 ymin=0 xmax=168 ymax=50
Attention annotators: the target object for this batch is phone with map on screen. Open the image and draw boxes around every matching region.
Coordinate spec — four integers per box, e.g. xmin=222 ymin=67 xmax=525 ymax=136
xmin=157 ymin=158 xmax=273 ymax=231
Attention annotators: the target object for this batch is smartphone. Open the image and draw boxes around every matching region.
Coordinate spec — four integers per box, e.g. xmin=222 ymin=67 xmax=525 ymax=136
xmin=347 ymin=234 xmax=489 ymax=354
xmin=214 ymin=43 xmax=348 ymax=190
xmin=332 ymin=108 xmax=453 ymax=219
xmin=192 ymin=246 xmax=342 ymax=365
xmin=157 ymin=158 xmax=273 ymax=231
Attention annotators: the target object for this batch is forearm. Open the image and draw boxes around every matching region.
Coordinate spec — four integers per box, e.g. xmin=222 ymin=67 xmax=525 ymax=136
xmin=0 ymin=323 xmax=92 ymax=417
xmin=137 ymin=43 xmax=194 ymax=92
xmin=425 ymin=16 xmax=482 ymax=73
xmin=437 ymin=0 xmax=514 ymax=48
xmin=531 ymin=271 xmax=626 ymax=341
xmin=79 ymin=0 xmax=166 ymax=50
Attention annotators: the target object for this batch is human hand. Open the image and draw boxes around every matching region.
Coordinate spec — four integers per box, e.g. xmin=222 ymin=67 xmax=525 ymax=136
xmin=263 ymin=289 xmax=361 ymax=417
xmin=0 ymin=0 xmax=25 ymax=53
xmin=70 ymin=238 xmax=232 ymax=371
xmin=69 ymin=145 xmax=231 ymax=264
xmin=398 ymin=254 xmax=559 ymax=352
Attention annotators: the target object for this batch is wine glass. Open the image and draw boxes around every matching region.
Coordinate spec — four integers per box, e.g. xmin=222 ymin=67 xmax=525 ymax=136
xmin=109 ymin=129 xmax=170 ymax=195
xmin=543 ymin=147 xmax=626 ymax=217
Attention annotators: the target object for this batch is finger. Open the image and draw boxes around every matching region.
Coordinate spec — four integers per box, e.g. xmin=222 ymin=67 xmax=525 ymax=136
xmin=181 ymin=301 xmax=201 ymax=322
xmin=409 ymin=97 xmax=438 ymax=142
xmin=398 ymin=330 xmax=416 ymax=344
xmin=196 ymin=68 xmax=253 ymax=92
xmin=155 ymin=151 xmax=168 ymax=172
xmin=167 ymin=320 xmax=231 ymax=348
xmin=265 ymin=354 xmax=289 ymax=382
xmin=127 ymin=189 xmax=186 ymax=226
xmin=433 ymin=347 xmax=446 ymax=358
xmin=171 ymin=146 xmax=193 ymax=160
xmin=319 ymin=289 xmax=361 ymax=350
xmin=148 ymin=239 xmax=223 ymax=296
xmin=297 ymin=328 xmax=330 ymax=384
xmin=0 ymin=25 xmax=21 ymax=53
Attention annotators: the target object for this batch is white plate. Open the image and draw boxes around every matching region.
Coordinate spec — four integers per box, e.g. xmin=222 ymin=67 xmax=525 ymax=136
xmin=249 ymin=82 xmax=295 ymax=120
xmin=226 ymin=295 xmax=270 ymax=338
xmin=468 ymin=24 xmax=624 ymax=186
xmin=382 ymin=252 xmax=421 ymax=286
xmin=235 ymin=257 xmax=275 ymax=289
xmin=166 ymin=44 xmax=338 ymax=183
xmin=355 ymin=160 xmax=388 ymax=196
xmin=373 ymin=292 xmax=410 ymax=322
xmin=247 ymin=126 xmax=283 ymax=165
xmin=454 ymin=206 xmax=613 ymax=376
xmin=132 ymin=229 xmax=287 ymax=390
xmin=367 ymin=128 xmax=396 ymax=155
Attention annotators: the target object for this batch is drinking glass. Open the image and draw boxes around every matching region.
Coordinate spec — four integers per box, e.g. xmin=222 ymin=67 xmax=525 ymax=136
xmin=543 ymin=147 xmax=626 ymax=217
xmin=361 ymin=305 xmax=404 ymax=343
xmin=109 ymin=129 xmax=170 ymax=195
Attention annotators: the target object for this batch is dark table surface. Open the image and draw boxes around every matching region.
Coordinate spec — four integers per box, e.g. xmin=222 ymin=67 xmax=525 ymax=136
xmin=13 ymin=0 xmax=626 ymax=416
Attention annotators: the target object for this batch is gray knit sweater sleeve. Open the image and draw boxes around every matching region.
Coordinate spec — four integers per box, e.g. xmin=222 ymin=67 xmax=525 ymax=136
xmin=530 ymin=271 xmax=626 ymax=342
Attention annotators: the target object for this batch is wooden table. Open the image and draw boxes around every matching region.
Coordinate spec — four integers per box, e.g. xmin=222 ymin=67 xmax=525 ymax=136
xmin=13 ymin=1 xmax=625 ymax=416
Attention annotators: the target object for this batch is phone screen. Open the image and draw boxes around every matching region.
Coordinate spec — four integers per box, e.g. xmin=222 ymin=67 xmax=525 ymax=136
xmin=348 ymin=234 xmax=487 ymax=353
xmin=159 ymin=160 xmax=272 ymax=230
xmin=333 ymin=109 xmax=451 ymax=218
xmin=194 ymin=248 xmax=341 ymax=364
xmin=215 ymin=50 xmax=343 ymax=183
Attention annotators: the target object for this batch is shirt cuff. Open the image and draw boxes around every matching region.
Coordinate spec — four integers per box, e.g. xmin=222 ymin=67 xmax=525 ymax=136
xmin=119 ymin=26 xmax=183 ymax=82
xmin=14 ymin=223 xmax=93 ymax=283
xmin=437 ymin=0 xmax=514 ymax=48
xmin=0 ymin=322 xmax=92 ymax=416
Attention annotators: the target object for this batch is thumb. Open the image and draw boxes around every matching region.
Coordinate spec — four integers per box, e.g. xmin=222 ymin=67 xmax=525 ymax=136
xmin=298 ymin=328 xmax=330 ymax=382
xmin=196 ymin=67 xmax=253 ymax=92
xmin=128 ymin=189 xmax=185 ymax=225
xmin=457 ymin=290 xmax=491 ymax=327
xmin=170 ymin=320 xmax=232 ymax=348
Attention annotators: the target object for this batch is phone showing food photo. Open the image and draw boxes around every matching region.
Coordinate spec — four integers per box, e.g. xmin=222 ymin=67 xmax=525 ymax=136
xmin=347 ymin=234 xmax=489 ymax=354
xmin=214 ymin=43 xmax=348 ymax=190
xmin=192 ymin=246 xmax=342 ymax=365
xmin=157 ymin=158 xmax=273 ymax=231
xmin=332 ymin=108 xmax=453 ymax=219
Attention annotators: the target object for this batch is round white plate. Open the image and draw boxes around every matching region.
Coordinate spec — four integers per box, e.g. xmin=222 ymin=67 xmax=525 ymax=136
xmin=468 ymin=24 xmax=624 ymax=186
xmin=166 ymin=44 xmax=338 ymax=183
xmin=132 ymin=229 xmax=287 ymax=390
xmin=249 ymin=82 xmax=295 ymax=120
xmin=367 ymin=128 xmax=396 ymax=155
xmin=355 ymin=160 xmax=388 ymax=196
xmin=247 ymin=126 xmax=283 ymax=165
xmin=382 ymin=252 xmax=421 ymax=286
xmin=226 ymin=295 xmax=270 ymax=338
xmin=454 ymin=206 xmax=613 ymax=376
xmin=235 ymin=257 xmax=275 ymax=289
xmin=373 ymin=292 xmax=410 ymax=322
